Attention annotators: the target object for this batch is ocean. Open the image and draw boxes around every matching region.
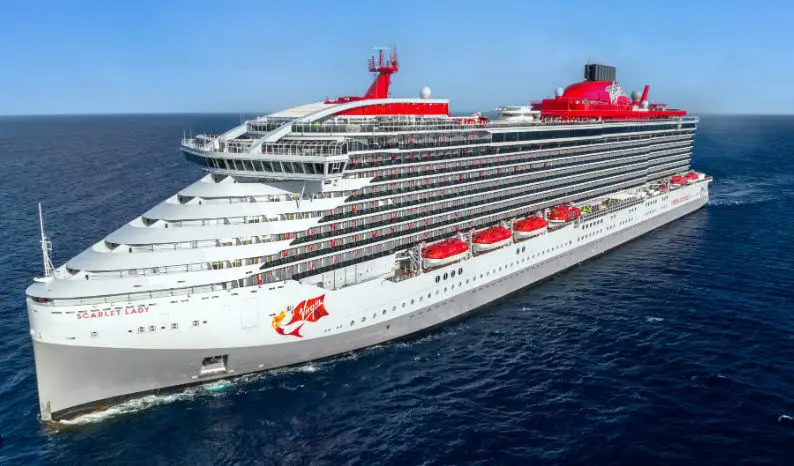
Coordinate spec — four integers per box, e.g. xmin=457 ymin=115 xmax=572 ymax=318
xmin=0 ymin=114 xmax=792 ymax=465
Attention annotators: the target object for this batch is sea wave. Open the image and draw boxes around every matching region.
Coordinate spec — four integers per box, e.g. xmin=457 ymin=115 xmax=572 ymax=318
xmin=708 ymin=174 xmax=794 ymax=207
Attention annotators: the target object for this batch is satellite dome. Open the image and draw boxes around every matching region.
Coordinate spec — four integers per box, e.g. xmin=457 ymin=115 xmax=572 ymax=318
xmin=640 ymin=100 xmax=650 ymax=109
xmin=555 ymin=87 xmax=564 ymax=97
xmin=420 ymin=86 xmax=432 ymax=99
xmin=631 ymin=90 xmax=642 ymax=102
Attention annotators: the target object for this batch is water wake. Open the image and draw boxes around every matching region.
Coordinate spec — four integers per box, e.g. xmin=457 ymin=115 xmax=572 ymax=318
xmin=708 ymin=176 xmax=794 ymax=207
xmin=57 ymin=390 xmax=199 ymax=426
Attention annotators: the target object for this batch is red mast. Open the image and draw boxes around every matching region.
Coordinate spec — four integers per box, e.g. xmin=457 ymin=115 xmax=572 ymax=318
xmin=363 ymin=48 xmax=399 ymax=99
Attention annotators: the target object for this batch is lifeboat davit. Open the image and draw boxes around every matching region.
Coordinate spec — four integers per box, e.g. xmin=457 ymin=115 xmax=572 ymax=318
xmin=422 ymin=238 xmax=469 ymax=268
xmin=513 ymin=216 xmax=548 ymax=240
xmin=670 ymin=175 xmax=685 ymax=187
xmin=472 ymin=225 xmax=512 ymax=253
xmin=547 ymin=205 xmax=582 ymax=225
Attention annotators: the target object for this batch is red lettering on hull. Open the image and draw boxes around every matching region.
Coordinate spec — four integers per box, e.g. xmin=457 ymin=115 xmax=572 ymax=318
xmin=76 ymin=305 xmax=150 ymax=320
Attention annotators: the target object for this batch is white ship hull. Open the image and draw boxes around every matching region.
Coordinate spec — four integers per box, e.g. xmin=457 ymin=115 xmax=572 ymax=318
xmin=28 ymin=181 xmax=709 ymax=421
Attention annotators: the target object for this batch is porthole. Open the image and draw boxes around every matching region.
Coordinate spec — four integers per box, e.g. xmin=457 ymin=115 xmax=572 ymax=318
xmin=362 ymin=317 xmax=366 ymax=323
xmin=392 ymin=306 xmax=397 ymax=312
xmin=402 ymin=303 xmax=406 ymax=308
xmin=458 ymin=268 xmax=463 ymax=275
xmin=373 ymin=313 xmax=376 ymax=319
xmin=350 ymin=320 xmax=355 ymax=326
xmin=382 ymin=309 xmax=386 ymax=315
xmin=451 ymin=270 xmax=456 ymax=278
xmin=443 ymin=273 xmax=448 ymax=280
xmin=411 ymin=299 xmax=415 ymax=305
xmin=435 ymin=276 xmax=440 ymax=283
xmin=522 ymin=247 xmax=526 ymax=253
xmin=427 ymin=293 xmax=431 ymax=298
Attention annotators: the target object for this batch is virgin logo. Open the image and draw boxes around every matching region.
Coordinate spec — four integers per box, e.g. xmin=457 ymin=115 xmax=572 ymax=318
xmin=272 ymin=295 xmax=329 ymax=338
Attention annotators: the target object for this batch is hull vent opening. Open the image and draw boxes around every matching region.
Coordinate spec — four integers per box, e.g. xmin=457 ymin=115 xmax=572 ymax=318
xmin=200 ymin=355 xmax=228 ymax=377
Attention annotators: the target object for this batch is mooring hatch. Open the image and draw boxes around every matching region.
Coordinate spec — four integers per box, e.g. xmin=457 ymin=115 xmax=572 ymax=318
xmin=200 ymin=355 xmax=228 ymax=377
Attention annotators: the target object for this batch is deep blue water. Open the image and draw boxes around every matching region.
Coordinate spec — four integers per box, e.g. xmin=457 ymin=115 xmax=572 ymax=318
xmin=1 ymin=115 xmax=793 ymax=465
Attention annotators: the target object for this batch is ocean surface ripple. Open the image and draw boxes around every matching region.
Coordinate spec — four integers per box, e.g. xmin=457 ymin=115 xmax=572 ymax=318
xmin=0 ymin=115 xmax=793 ymax=465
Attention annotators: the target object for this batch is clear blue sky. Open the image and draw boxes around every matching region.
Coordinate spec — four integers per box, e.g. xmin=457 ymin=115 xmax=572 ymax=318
xmin=1 ymin=0 xmax=792 ymax=115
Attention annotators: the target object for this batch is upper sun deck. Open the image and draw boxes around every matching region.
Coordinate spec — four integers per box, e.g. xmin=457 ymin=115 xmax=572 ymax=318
xmin=180 ymin=52 xmax=695 ymax=182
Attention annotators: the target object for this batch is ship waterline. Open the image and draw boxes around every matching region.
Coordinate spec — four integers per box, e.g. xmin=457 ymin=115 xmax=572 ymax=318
xmin=26 ymin=51 xmax=708 ymax=421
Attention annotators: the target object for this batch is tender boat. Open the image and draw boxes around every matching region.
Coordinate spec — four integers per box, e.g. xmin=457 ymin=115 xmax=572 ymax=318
xmin=422 ymin=238 xmax=469 ymax=268
xmin=684 ymin=171 xmax=702 ymax=182
xmin=547 ymin=205 xmax=582 ymax=225
xmin=513 ymin=216 xmax=548 ymax=240
xmin=471 ymin=225 xmax=512 ymax=253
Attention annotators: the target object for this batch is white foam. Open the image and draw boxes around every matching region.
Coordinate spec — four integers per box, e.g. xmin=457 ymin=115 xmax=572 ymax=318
xmin=202 ymin=380 xmax=232 ymax=393
xmin=58 ymin=390 xmax=198 ymax=425
xmin=646 ymin=316 xmax=664 ymax=322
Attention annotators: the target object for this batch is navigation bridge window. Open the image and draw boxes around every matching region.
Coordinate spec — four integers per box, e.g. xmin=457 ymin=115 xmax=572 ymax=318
xmin=183 ymin=152 xmax=344 ymax=180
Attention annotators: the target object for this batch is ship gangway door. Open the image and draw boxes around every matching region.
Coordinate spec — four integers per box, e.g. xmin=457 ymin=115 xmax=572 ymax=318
xmin=241 ymin=298 xmax=259 ymax=329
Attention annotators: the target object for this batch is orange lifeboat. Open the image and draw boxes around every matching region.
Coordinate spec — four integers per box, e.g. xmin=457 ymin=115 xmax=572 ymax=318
xmin=422 ymin=238 xmax=469 ymax=268
xmin=513 ymin=216 xmax=548 ymax=240
xmin=471 ymin=225 xmax=512 ymax=253
xmin=684 ymin=171 xmax=702 ymax=182
xmin=670 ymin=175 xmax=685 ymax=187
xmin=547 ymin=205 xmax=581 ymax=225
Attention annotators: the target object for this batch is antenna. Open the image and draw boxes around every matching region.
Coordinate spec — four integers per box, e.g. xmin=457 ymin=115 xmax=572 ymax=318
xmin=364 ymin=45 xmax=399 ymax=99
xmin=38 ymin=203 xmax=55 ymax=278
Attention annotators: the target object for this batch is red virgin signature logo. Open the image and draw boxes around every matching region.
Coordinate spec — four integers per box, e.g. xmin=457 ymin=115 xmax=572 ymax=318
xmin=272 ymin=295 xmax=328 ymax=338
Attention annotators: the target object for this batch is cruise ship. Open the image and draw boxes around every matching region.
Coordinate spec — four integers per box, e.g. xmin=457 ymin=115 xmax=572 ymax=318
xmin=26 ymin=50 xmax=710 ymax=422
